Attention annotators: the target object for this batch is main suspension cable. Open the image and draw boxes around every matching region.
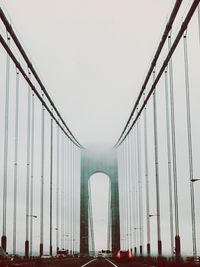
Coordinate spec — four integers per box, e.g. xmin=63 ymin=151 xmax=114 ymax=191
xmin=114 ymin=0 xmax=183 ymax=148
xmin=0 ymin=7 xmax=83 ymax=149
xmin=115 ymin=0 xmax=200 ymax=148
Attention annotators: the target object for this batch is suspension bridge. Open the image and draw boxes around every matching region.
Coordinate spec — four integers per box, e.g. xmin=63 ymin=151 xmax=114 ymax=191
xmin=0 ymin=1 xmax=200 ymax=266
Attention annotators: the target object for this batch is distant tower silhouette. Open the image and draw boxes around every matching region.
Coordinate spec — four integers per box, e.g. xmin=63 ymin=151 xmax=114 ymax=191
xmin=80 ymin=149 xmax=120 ymax=255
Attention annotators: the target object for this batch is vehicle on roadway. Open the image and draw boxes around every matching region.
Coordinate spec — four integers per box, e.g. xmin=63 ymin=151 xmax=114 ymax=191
xmin=115 ymin=250 xmax=133 ymax=262
xmin=57 ymin=248 xmax=68 ymax=258
xmin=0 ymin=246 xmax=7 ymax=259
xmin=41 ymin=254 xmax=52 ymax=259
xmin=97 ymin=252 xmax=104 ymax=259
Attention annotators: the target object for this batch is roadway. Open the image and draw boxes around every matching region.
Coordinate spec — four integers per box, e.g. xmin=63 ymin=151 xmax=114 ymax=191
xmin=1 ymin=256 xmax=197 ymax=267
xmin=78 ymin=258 xmax=198 ymax=267
xmin=79 ymin=258 xmax=153 ymax=267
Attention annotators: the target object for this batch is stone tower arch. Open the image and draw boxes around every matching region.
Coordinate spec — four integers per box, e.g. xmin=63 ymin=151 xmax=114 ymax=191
xmin=80 ymin=149 xmax=120 ymax=255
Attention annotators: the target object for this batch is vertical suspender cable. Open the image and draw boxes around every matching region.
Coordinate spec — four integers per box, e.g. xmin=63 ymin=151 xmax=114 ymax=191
xmin=63 ymin=139 xmax=66 ymax=250
xmin=107 ymin=180 xmax=110 ymax=251
xmin=76 ymin=149 xmax=79 ymax=254
xmin=131 ymin=139 xmax=134 ymax=252
xmin=168 ymin=34 xmax=181 ymax=259
xmin=66 ymin=139 xmax=68 ymax=250
xmin=40 ymin=91 xmax=45 ymax=257
xmin=72 ymin=144 xmax=74 ymax=254
xmin=120 ymin=147 xmax=125 ymax=249
xmin=75 ymin=148 xmax=78 ymax=254
xmin=76 ymin=148 xmax=79 ymax=253
xmin=73 ymin=147 xmax=76 ymax=253
xmin=127 ymin=134 xmax=131 ymax=250
xmin=137 ymin=116 xmax=143 ymax=256
xmin=119 ymin=146 xmax=122 ymax=249
xmin=73 ymin=145 xmax=75 ymax=254
xmin=121 ymin=143 xmax=125 ymax=249
xmin=122 ymin=144 xmax=126 ymax=249
xmin=2 ymin=33 xmax=10 ymax=252
xmin=134 ymin=128 xmax=139 ymax=255
xmin=125 ymin=139 xmax=128 ymax=249
xmin=75 ymin=149 xmax=77 ymax=253
xmin=117 ymin=148 xmax=122 ymax=249
xmin=70 ymin=142 xmax=73 ymax=254
xmin=152 ymin=70 xmax=162 ymax=256
xmin=25 ymin=70 xmax=31 ymax=258
xmin=65 ymin=137 xmax=67 ymax=250
xmin=73 ymin=145 xmax=76 ymax=254
xmin=61 ymin=133 xmax=64 ymax=249
xmin=198 ymin=5 xmax=200 ymax=45
xmin=67 ymin=140 xmax=70 ymax=250
xmin=124 ymin=140 xmax=129 ymax=249
xmin=13 ymin=69 xmax=19 ymax=255
xmin=66 ymin=139 xmax=68 ymax=249
xmin=121 ymin=147 xmax=124 ymax=249
xmin=71 ymin=144 xmax=74 ymax=255
xmin=107 ymin=179 xmax=111 ymax=251
xmin=56 ymin=123 xmax=60 ymax=253
xmin=62 ymin=140 xmax=67 ymax=249
xmin=123 ymin=142 xmax=126 ymax=249
xmin=129 ymin=135 xmax=133 ymax=251
xmin=128 ymin=134 xmax=133 ymax=252
xmin=120 ymin=147 xmax=126 ymax=249
xmin=130 ymin=131 xmax=135 ymax=251
xmin=66 ymin=140 xmax=68 ymax=252
xmin=71 ymin=143 xmax=74 ymax=254
xmin=88 ymin=179 xmax=95 ymax=255
xmin=63 ymin=138 xmax=66 ymax=250
xmin=143 ymin=92 xmax=151 ymax=255
xmin=119 ymin=147 xmax=123 ymax=249
xmin=78 ymin=149 xmax=81 ymax=253
xmin=76 ymin=148 xmax=78 ymax=253
xmin=74 ymin=147 xmax=77 ymax=254
xmin=88 ymin=178 xmax=91 ymax=253
xmin=50 ymin=108 xmax=53 ymax=256
xmin=183 ymin=31 xmax=197 ymax=257
xmin=164 ymin=67 xmax=174 ymax=256
xmin=30 ymin=89 xmax=35 ymax=257
xmin=67 ymin=139 xmax=70 ymax=253
xmin=65 ymin=141 xmax=69 ymax=251
xmin=72 ymin=144 xmax=75 ymax=255
xmin=126 ymin=137 xmax=131 ymax=250
xmin=127 ymin=138 xmax=130 ymax=249
xmin=77 ymin=149 xmax=80 ymax=253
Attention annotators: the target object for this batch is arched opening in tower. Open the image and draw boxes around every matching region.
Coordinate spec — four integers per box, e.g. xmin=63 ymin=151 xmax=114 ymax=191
xmin=88 ymin=173 xmax=111 ymax=255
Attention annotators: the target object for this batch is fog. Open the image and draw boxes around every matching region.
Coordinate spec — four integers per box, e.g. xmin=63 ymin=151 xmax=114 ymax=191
xmin=0 ymin=0 xmax=199 ymax=256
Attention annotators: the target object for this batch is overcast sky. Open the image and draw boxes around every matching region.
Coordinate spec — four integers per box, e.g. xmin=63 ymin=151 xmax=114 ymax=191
xmin=1 ymin=0 xmax=177 ymax=148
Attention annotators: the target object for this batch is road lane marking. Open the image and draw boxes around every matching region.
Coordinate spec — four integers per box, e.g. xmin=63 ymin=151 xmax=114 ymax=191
xmin=80 ymin=259 xmax=96 ymax=267
xmin=105 ymin=259 xmax=119 ymax=267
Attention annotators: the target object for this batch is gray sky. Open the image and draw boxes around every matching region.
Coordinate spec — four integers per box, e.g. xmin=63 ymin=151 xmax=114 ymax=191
xmin=1 ymin=0 xmax=176 ymax=148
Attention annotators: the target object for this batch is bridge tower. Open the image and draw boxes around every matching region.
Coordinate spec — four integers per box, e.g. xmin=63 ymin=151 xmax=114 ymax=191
xmin=80 ymin=149 xmax=120 ymax=255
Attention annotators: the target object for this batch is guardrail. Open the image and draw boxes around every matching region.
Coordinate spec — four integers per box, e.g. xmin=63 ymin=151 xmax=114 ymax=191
xmin=127 ymin=256 xmax=200 ymax=267
xmin=0 ymin=256 xmax=93 ymax=267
